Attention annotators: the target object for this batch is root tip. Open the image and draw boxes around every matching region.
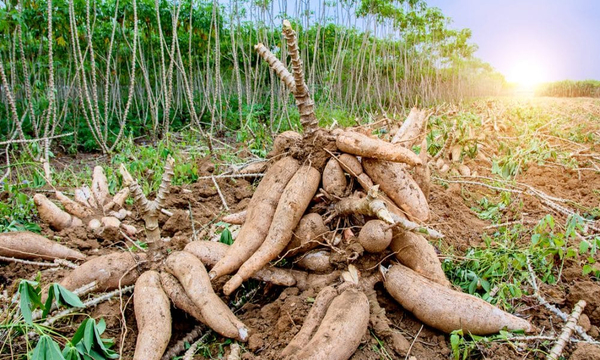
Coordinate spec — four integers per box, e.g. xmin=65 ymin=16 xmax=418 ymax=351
xmin=223 ymin=275 xmax=244 ymax=296
xmin=238 ymin=327 xmax=249 ymax=342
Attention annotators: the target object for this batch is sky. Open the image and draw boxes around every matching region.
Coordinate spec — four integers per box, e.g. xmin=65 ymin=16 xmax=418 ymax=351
xmin=427 ymin=0 xmax=600 ymax=83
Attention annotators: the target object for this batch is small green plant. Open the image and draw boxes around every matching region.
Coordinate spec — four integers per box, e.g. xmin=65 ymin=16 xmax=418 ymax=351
xmin=10 ymin=278 xmax=118 ymax=360
xmin=0 ymin=181 xmax=41 ymax=233
xmin=449 ymin=329 xmax=526 ymax=359
xmin=219 ymin=226 xmax=233 ymax=245
xmin=471 ymin=192 xmax=512 ymax=224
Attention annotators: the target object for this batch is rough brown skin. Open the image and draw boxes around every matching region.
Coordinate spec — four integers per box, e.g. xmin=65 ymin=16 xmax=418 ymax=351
xmin=281 ymin=286 xmax=338 ymax=357
xmin=337 ymin=153 xmax=363 ymax=176
xmin=165 ymin=251 xmax=249 ymax=341
xmin=223 ymin=166 xmax=321 ymax=295
xmin=0 ymin=231 xmax=85 ymax=261
xmin=336 ymin=131 xmax=422 ymax=167
xmin=391 ymin=107 xmax=428 ymax=147
xmin=384 ymin=264 xmax=534 ymax=335
xmin=322 ymin=157 xmax=347 ymax=197
xmin=357 ymin=220 xmax=392 ymax=253
xmin=389 ymin=228 xmax=450 ymax=287
xmin=283 ymin=213 xmax=328 ymax=258
xmin=55 ymin=191 xmax=95 ymax=219
xmin=293 ymin=288 xmax=370 ymax=360
xmin=74 ymin=185 xmax=97 ymax=209
xmin=362 ymin=158 xmax=429 ymax=222
xmin=33 ymin=194 xmax=83 ymax=230
xmin=209 ymin=157 xmax=300 ymax=280
xmin=159 ymin=272 xmax=206 ymax=323
xmin=92 ymin=166 xmax=110 ymax=207
xmin=221 ymin=210 xmax=247 ymax=225
xmin=133 ymin=271 xmax=171 ymax=360
xmin=184 ymin=241 xmax=297 ymax=287
xmin=60 ymin=252 xmax=147 ymax=292
xmin=267 ymin=130 xmax=302 ymax=158
xmin=296 ymin=250 xmax=333 ymax=272
xmin=413 ymin=138 xmax=431 ymax=199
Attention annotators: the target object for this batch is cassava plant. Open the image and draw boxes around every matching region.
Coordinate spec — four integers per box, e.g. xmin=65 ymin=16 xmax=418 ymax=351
xmin=3 ymin=21 xmax=534 ymax=360
xmin=31 ymin=166 xmax=135 ymax=239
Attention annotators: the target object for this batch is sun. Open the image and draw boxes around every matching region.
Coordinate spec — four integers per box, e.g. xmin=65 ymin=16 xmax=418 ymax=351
xmin=506 ymin=60 xmax=547 ymax=91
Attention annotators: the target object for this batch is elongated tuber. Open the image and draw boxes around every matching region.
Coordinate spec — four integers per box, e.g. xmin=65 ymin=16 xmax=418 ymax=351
xmin=210 ymin=157 xmax=300 ymax=280
xmin=336 ymin=131 xmax=421 ymax=167
xmin=224 ymin=166 xmax=320 ymax=295
xmin=133 ymin=271 xmax=171 ymax=360
xmin=281 ymin=286 xmax=338 ymax=356
xmin=165 ymin=251 xmax=248 ymax=341
xmin=34 ymin=194 xmax=83 ymax=230
xmin=322 ymin=157 xmax=347 ymax=197
xmin=159 ymin=272 xmax=206 ymax=323
xmin=293 ymin=288 xmax=370 ymax=360
xmin=362 ymin=158 xmax=429 ymax=221
xmin=0 ymin=231 xmax=85 ymax=261
xmin=60 ymin=252 xmax=146 ymax=292
xmin=389 ymin=228 xmax=449 ymax=287
xmin=384 ymin=264 xmax=533 ymax=335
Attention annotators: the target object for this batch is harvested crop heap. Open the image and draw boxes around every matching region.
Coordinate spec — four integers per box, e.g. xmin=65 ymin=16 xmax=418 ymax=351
xmin=0 ymin=21 xmax=536 ymax=360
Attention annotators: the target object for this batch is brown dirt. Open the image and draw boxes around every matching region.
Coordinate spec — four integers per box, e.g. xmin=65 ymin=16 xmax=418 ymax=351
xmin=3 ymin=98 xmax=600 ymax=359
xmin=429 ymin=183 xmax=488 ymax=250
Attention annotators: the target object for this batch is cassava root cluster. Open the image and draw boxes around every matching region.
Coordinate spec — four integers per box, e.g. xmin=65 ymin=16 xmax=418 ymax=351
xmin=10 ymin=20 xmax=534 ymax=360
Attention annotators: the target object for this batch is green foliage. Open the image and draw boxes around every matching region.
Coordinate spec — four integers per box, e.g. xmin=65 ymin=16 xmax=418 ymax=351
xmin=471 ymin=192 xmax=512 ymax=223
xmin=18 ymin=279 xmax=45 ymax=325
xmin=68 ymin=318 xmax=118 ymax=359
xmin=219 ymin=227 xmax=233 ymax=245
xmin=18 ymin=280 xmax=83 ymax=325
xmin=444 ymin=213 xmax=597 ymax=310
xmin=111 ymin=136 xmax=206 ymax=193
xmin=0 ymin=180 xmax=41 ymax=233
xmin=449 ymin=330 xmax=529 ymax=359
xmin=15 ymin=279 xmax=117 ymax=360
xmin=0 ymin=0 xmax=506 ymax=152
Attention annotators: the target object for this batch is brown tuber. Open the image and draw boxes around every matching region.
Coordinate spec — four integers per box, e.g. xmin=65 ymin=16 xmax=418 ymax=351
xmin=322 ymin=157 xmax=347 ymax=197
xmin=389 ymin=228 xmax=450 ymax=287
xmin=60 ymin=252 xmax=146 ymax=292
xmin=210 ymin=157 xmax=300 ymax=280
xmin=358 ymin=220 xmax=392 ymax=253
xmin=336 ymin=131 xmax=422 ymax=167
xmin=34 ymin=194 xmax=83 ymax=230
xmin=384 ymin=264 xmax=533 ymax=335
xmin=133 ymin=271 xmax=171 ymax=360
xmin=293 ymin=288 xmax=370 ymax=360
xmin=224 ymin=165 xmax=320 ymax=295
xmin=283 ymin=213 xmax=328 ymax=257
xmin=166 ymin=251 xmax=249 ymax=341
xmin=0 ymin=231 xmax=85 ymax=261
xmin=362 ymin=158 xmax=429 ymax=222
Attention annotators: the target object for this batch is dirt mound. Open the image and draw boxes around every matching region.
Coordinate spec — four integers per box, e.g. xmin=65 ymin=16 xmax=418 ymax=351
xmin=521 ymin=164 xmax=600 ymax=208
xmin=429 ymin=183 xmax=488 ymax=250
xmin=571 ymin=342 xmax=600 ymax=360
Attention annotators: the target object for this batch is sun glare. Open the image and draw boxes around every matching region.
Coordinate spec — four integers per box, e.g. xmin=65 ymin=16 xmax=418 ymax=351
xmin=506 ymin=60 xmax=547 ymax=91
